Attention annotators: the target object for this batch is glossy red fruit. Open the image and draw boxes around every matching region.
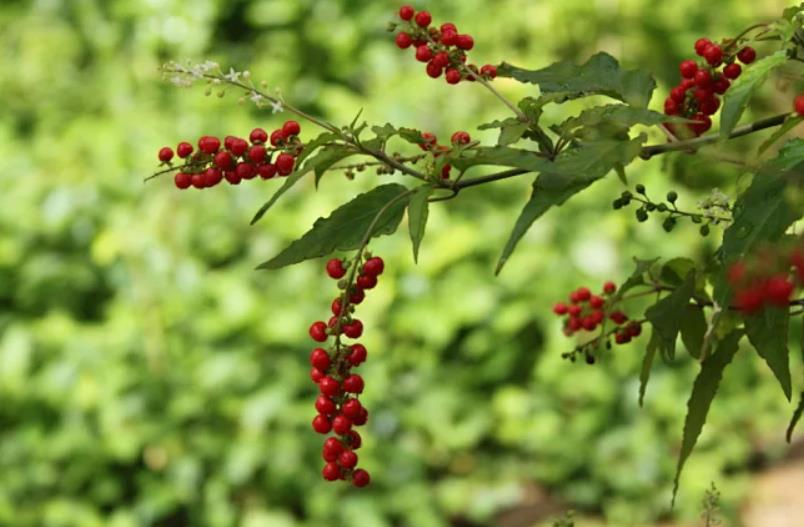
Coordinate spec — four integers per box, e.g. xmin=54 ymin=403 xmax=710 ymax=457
xmin=664 ymin=98 xmax=680 ymax=115
xmin=703 ymin=44 xmax=723 ymax=66
xmin=609 ymin=311 xmax=628 ymax=325
xmin=345 ymin=430 xmax=362 ymax=449
xmin=426 ymin=60 xmax=443 ymax=78
xmin=480 ymin=64 xmax=497 ymax=79
xmin=764 ymin=275 xmax=794 ymax=306
xmin=414 ymin=10 xmax=431 ymax=27
xmin=699 ymin=96 xmax=720 ymax=116
xmin=322 ymin=462 xmax=340 ymax=481
xmin=310 ymin=367 xmax=325 ymax=383
xmin=332 ymin=414 xmax=352 ymax=435
xmin=276 ymin=153 xmax=295 ymax=175
xmin=342 ymin=398 xmax=363 ymax=419
xmin=235 ymin=162 xmax=255 ymax=180
xmin=356 ymin=274 xmax=378 ymax=290
xmin=440 ymin=29 xmax=458 ymax=46
xmin=319 ymin=376 xmax=340 ymax=397
xmin=679 ymin=60 xmax=698 ymax=79
xmin=343 ymin=374 xmax=364 ymax=394
xmin=363 ymin=256 xmax=384 ymax=276
xmin=627 ymin=322 xmax=642 ymax=337
xmin=694 ymin=69 xmax=712 ymax=88
xmin=795 ymin=94 xmax=804 ymax=116
xmin=224 ymin=170 xmax=241 ymax=185
xmin=737 ymin=46 xmax=756 ymax=64
xmin=735 ymin=286 xmax=764 ymax=314
xmin=396 ymin=32 xmax=413 ymax=49
xmin=603 ymin=281 xmax=617 ymax=294
xmin=694 ymin=38 xmax=712 ymax=56
xmin=568 ymin=304 xmax=582 ymax=317
xmin=670 ymin=86 xmax=687 ymax=103
xmin=582 ymin=316 xmax=597 ymax=331
xmin=248 ymin=145 xmax=267 ymax=163
xmin=249 ymin=128 xmax=268 ymax=144
xmin=310 ymin=348 xmax=331 ymax=370
xmin=712 ymin=77 xmax=730 ymax=94
xmin=399 ymin=5 xmax=415 ymax=20
xmin=456 ymin=34 xmax=474 ymax=50
xmin=204 ymin=167 xmax=223 ymax=187
xmin=199 ymin=135 xmax=221 ymax=154
xmin=312 ymin=414 xmax=332 ymax=434
xmin=214 ymin=151 xmax=234 ymax=169
xmin=352 ymin=469 xmax=370 ymax=487
xmin=270 ymin=129 xmax=285 ymax=146
xmin=326 ymin=258 xmax=346 ymax=279
xmin=445 ymin=68 xmax=461 ymax=84
xmin=615 ymin=331 xmax=631 ymax=345
xmin=415 ymin=45 xmax=433 ymax=63
xmin=309 ymin=321 xmax=328 ymax=342
xmin=553 ymin=303 xmax=569 ymax=315
xmin=176 ymin=142 xmax=193 ymax=158
xmin=576 ymin=287 xmax=591 ymax=301
xmin=348 ymin=344 xmax=367 ymax=366
xmin=331 ymin=298 xmax=342 ymax=317
xmin=350 ymin=288 xmax=365 ymax=305
xmin=315 ymin=395 xmax=337 ymax=415
xmin=256 ymin=163 xmax=275 ymax=180
xmin=158 ymin=146 xmax=174 ymax=162
xmin=352 ymin=407 xmax=368 ymax=426
xmin=691 ymin=113 xmax=712 ymax=135
xmin=323 ymin=437 xmax=344 ymax=459
xmin=589 ymin=295 xmax=604 ymax=309
xmin=450 ymin=131 xmax=471 ymax=145
xmin=174 ymin=172 xmax=191 ymax=189
xmin=191 ymin=173 xmax=205 ymax=190
xmin=343 ymin=320 xmax=364 ymax=339
xmin=339 ymin=450 xmax=358 ymax=469
xmin=723 ymin=63 xmax=741 ymax=79
xmin=694 ymin=87 xmax=713 ymax=102
xmin=432 ymin=52 xmax=450 ymax=68
xmin=282 ymin=120 xmax=301 ymax=137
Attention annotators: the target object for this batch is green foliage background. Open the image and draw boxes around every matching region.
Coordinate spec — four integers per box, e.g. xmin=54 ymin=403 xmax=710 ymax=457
xmin=0 ymin=0 xmax=801 ymax=525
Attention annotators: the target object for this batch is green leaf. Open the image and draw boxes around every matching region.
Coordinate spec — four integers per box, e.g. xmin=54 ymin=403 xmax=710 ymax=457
xmin=758 ymin=116 xmax=804 ymax=155
xmin=498 ymin=52 xmax=657 ymax=108
xmin=639 ymin=329 xmax=660 ymax=406
xmin=407 ymin=186 xmax=433 ymax=263
xmin=477 ymin=118 xmax=530 ymax=146
xmin=495 ymin=136 xmax=645 ymax=274
xmin=612 ymin=258 xmax=660 ymax=304
xmin=311 ymin=145 xmax=357 ymax=187
xmin=257 ymin=184 xmax=411 ymax=270
xmin=451 ymin=146 xmax=549 ymax=172
xmin=558 ymin=104 xmax=675 ymax=140
xmin=295 ymin=132 xmax=339 ymax=165
xmin=679 ymin=305 xmax=707 ymax=360
xmin=719 ymin=51 xmax=788 ymax=138
xmin=660 ymin=258 xmax=697 ymax=287
xmin=645 ymin=271 xmax=696 ymax=361
xmin=787 ymin=391 xmax=804 ymax=443
xmin=672 ymin=330 xmax=743 ymax=504
xmin=745 ymin=307 xmax=792 ymax=400
xmin=775 ymin=137 xmax=804 ymax=169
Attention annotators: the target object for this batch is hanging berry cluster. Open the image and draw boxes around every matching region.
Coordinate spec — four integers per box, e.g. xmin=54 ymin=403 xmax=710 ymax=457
xmin=663 ymin=39 xmax=757 ymax=136
xmin=155 ymin=120 xmax=303 ymax=190
xmin=727 ymin=246 xmax=804 ymax=314
xmin=307 ymin=254 xmax=386 ymax=487
xmin=392 ymin=5 xmax=497 ymax=84
xmin=416 ymin=130 xmax=472 ymax=179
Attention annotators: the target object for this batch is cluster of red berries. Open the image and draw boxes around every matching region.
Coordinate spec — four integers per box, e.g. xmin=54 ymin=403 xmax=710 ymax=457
xmin=393 ymin=5 xmax=497 ymax=85
xmin=553 ymin=282 xmax=642 ymax=345
xmin=663 ymin=39 xmax=757 ymax=136
xmin=156 ymin=120 xmax=303 ymax=190
xmin=795 ymin=94 xmax=804 ymax=116
xmin=415 ymin=130 xmax=472 ymax=178
xmin=306 ymin=254 xmax=386 ymax=487
xmin=728 ymin=248 xmax=804 ymax=314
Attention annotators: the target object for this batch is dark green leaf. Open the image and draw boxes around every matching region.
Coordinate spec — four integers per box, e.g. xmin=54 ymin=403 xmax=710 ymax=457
xmin=498 ymin=52 xmax=657 ymax=108
xmin=495 ymin=137 xmax=645 ymax=274
xmin=639 ymin=329 xmax=660 ymax=406
xmin=787 ymin=391 xmax=804 ymax=443
xmin=719 ymin=51 xmax=788 ymax=138
xmin=311 ymin=145 xmax=357 ymax=187
xmin=477 ymin=118 xmax=530 ymax=146
xmin=451 ymin=146 xmax=549 ymax=172
xmin=745 ymin=307 xmax=792 ymax=400
xmin=407 ymin=186 xmax=433 ymax=263
xmin=257 ymin=184 xmax=411 ymax=269
xmin=645 ymin=271 xmax=696 ymax=361
xmin=612 ymin=258 xmax=660 ymax=304
xmin=679 ymin=305 xmax=707 ymax=360
xmin=660 ymin=258 xmax=697 ymax=287
xmin=775 ymin=137 xmax=804 ymax=169
xmin=673 ymin=330 xmax=743 ymax=504
xmin=558 ymin=104 xmax=675 ymax=140
xmin=758 ymin=116 xmax=803 ymax=155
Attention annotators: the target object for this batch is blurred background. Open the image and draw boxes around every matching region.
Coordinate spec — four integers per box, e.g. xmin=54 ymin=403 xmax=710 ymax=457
xmin=1 ymin=0 xmax=803 ymax=526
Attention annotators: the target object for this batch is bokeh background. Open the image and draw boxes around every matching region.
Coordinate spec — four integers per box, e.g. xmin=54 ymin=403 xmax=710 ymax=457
xmin=1 ymin=0 xmax=803 ymax=526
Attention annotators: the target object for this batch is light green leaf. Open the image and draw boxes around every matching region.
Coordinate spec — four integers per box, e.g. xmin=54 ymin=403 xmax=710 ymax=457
xmin=257 ymin=184 xmax=411 ymax=270
xmin=758 ymin=116 xmax=803 ymax=155
xmin=407 ymin=186 xmax=433 ymax=263
xmin=558 ymin=104 xmax=676 ymax=140
xmin=311 ymin=145 xmax=357 ymax=187
xmin=645 ymin=271 xmax=697 ymax=361
xmin=745 ymin=307 xmax=792 ymax=400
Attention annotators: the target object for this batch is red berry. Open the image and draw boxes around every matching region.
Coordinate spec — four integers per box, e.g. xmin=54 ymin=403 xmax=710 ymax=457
xmin=703 ymin=44 xmax=723 ymax=66
xmin=309 ymin=321 xmax=328 ymax=342
xmin=224 ymin=170 xmax=241 ymax=185
xmin=456 ymin=34 xmax=474 ymax=50
xmin=664 ymin=98 xmax=680 ymax=115
xmin=414 ymin=10 xmax=431 ymax=27
xmin=345 ymin=430 xmax=362 ymax=449
xmin=331 ymin=298 xmax=343 ymax=316
xmin=312 ymin=414 xmax=332 ymax=434
xmin=694 ymin=69 xmax=712 ymax=88
xmin=735 ymin=286 xmax=764 ymax=314
xmin=350 ymin=288 xmax=365 ymax=305
xmin=764 ymin=275 xmax=794 ymax=307
xmin=363 ymin=257 xmax=384 ymax=276
xmin=332 ymin=414 xmax=352 ymax=435
xmin=399 ymin=5 xmax=415 ymax=20
xmin=553 ymin=303 xmax=569 ymax=315
xmin=415 ymin=45 xmax=433 ymax=63
xmin=204 ymin=167 xmax=223 ymax=187
xmin=248 ymin=145 xmax=267 ymax=163
xmin=191 ymin=173 xmax=206 ymax=189
xmin=282 ymin=120 xmax=301 ymax=137
xmin=480 ymin=64 xmax=497 ymax=79
xmin=670 ymin=86 xmax=687 ymax=103
xmin=568 ymin=304 xmax=582 ymax=317
xmin=723 ymin=63 xmax=741 ymax=79
xmin=712 ymin=77 xmax=730 ymax=95
xmin=326 ymin=258 xmax=346 ymax=279
xmin=323 ymin=437 xmax=344 ymax=458
xmin=342 ymin=398 xmax=363 ymax=419
xmin=567 ymin=316 xmax=582 ymax=332
xmin=440 ymin=164 xmax=451 ymax=180
xmin=158 ymin=146 xmax=174 ymax=162
xmin=343 ymin=320 xmax=364 ymax=339
xmin=322 ymin=462 xmax=340 ymax=481
xmin=589 ymin=295 xmax=604 ymax=309
xmin=352 ymin=407 xmax=368 ymax=426
xmin=230 ymin=138 xmax=249 ymax=156
xmin=679 ymin=60 xmax=698 ymax=79
xmin=440 ymin=30 xmax=458 ymax=46
xmin=249 ymin=128 xmax=268 ymax=144
xmin=795 ymin=94 xmax=804 ymax=117
xmin=235 ymin=162 xmax=255 ymax=180
xmin=691 ymin=113 xmax=712 ymax=135
xmin=319 ymin=376 xmax=341 ymax=397
xmin=257 ymin=163 xmax=277 ymax=179
xmin=356 ymin=274 xmax=378 ymax=290
xmin=576 ymin=287 xmax=591 ymax=302
xmin=348 ymin=344 xmax=367 ymax=366
xmin=311 ymin=367 xmax=325 ymax=383
xmin=609 ymin=311 xmax=628 ymax=325
xmin=276 ymin=153 xmax=295 ymax=175
xmin=699 ymin=96 xmax=720 ymax=116
xmin=214 ymin=151 xmax=234 ymax=169
xmin=737 ymin=46 xmax=756 ymax=64
xmin=395 ymin=32 xmax=413 ymax=49
xmin=352 ymin=469 xmax=370 ymax=487
xmin=445 ymin=68 xmax=461 ymax=84
xmin=590 ymin=310 xmax=605 ymax=324
xmin=339 ymin=450 xmax=358 ymax=469
xmin=198 ymin=135 xmax=221 ymax=154
xmin=694 ymin=87 xmax=713 ymax=103
xmin=582 ymin=316 xmax=597 ymax=331
xmin=174 ymin=172 xmax=191 ymax=189
xmin=432 ymin=52 xmax=450 ymax=68
xmin=310 ymin=348 xmax=331 ymax=371
xmin=343 ymin=374 xmax=364 ymax=394
xmin=680 ymin=78 xmax=696 ymax=90
xmin=450 ymin=131 xmax=471 ymax=145
xmin=315 ymin=395 xmax=337 ymax=415
xmin=727 ymin=262 xmax=747 ymax=285
xmin=615 ymin=331 xmax=631 ymax=345
xmin=694 ymin=38 xmax=712 ymax=56
xmin=270 ymin=129 xmax=285 ymax=146
xmin=176 ymin=142 xmax=193 ymax=158
xmin=426 ymin=60 xmax=443 ymax=78
xmin=603 ymin=281 xmax=617 ymax=294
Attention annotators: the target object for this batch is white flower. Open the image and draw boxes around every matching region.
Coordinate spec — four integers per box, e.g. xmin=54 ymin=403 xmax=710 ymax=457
xmin=270 ymin=100 xmax=284 ymax=114
xmin=249 ymin=90 xmax=264 ymax=103
xmin=224 ymin=67 xmax=241 ymax=82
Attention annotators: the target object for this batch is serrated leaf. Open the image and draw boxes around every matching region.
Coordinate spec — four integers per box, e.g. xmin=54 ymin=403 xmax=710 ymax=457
xmin=312 ymin=145 xmax=357 ymax=187
xmin=679 ymin=305 xmax=707 ymax=360
xmin=672 ymin=330 xmax=742 ymax=504
xmin=451 ymin=146 xmax=550 ymax=172
xmin=407 ymin=186 xmax=432 ymax=263
xmin=477 ymin=118 xmax=530 ymax=146
xmin=787 ymin=391 xmax=804 ymax=443
xmin=758 ymin=116 xmax=804 ymax=154
xmin=645 ymin=271 xmax=696 ymax=361
xmin=495 ymin=137 xmax=645 ymax=274
xmin=720 ymin=51 xmax=788 ymax=138
xmin=639 ymin=329 xmax=660 ymax=406
xmin=498 ymin=52 xmax=657 ymax=108
xmin=745 ymin=307 xmax=792 ymax=400
xmin=257 ymin=184 xmax=410 ymax=269
xmin=558 ymin=104 xmax=675 ymax=140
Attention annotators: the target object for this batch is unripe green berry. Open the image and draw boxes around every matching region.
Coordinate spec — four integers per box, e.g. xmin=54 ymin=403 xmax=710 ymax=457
xmin=667 ymin=191 xmax=678 ymax=203
xmin=699 ymin=224 xmax=710 ymax=236
xmin=646 ymin=202 xmax=656 ymax=212
xmin=636 ymin=208 xmax=649 ymax=222
xmin=657 ymin=203 xmax=668 ymax=212
xmin=635 ymin=184 xmax=646 ymax=194
xmin=662 ymin=217 xmax=676 ymax=232
xmin=612 ymin=198 xmax=623 ymax=210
